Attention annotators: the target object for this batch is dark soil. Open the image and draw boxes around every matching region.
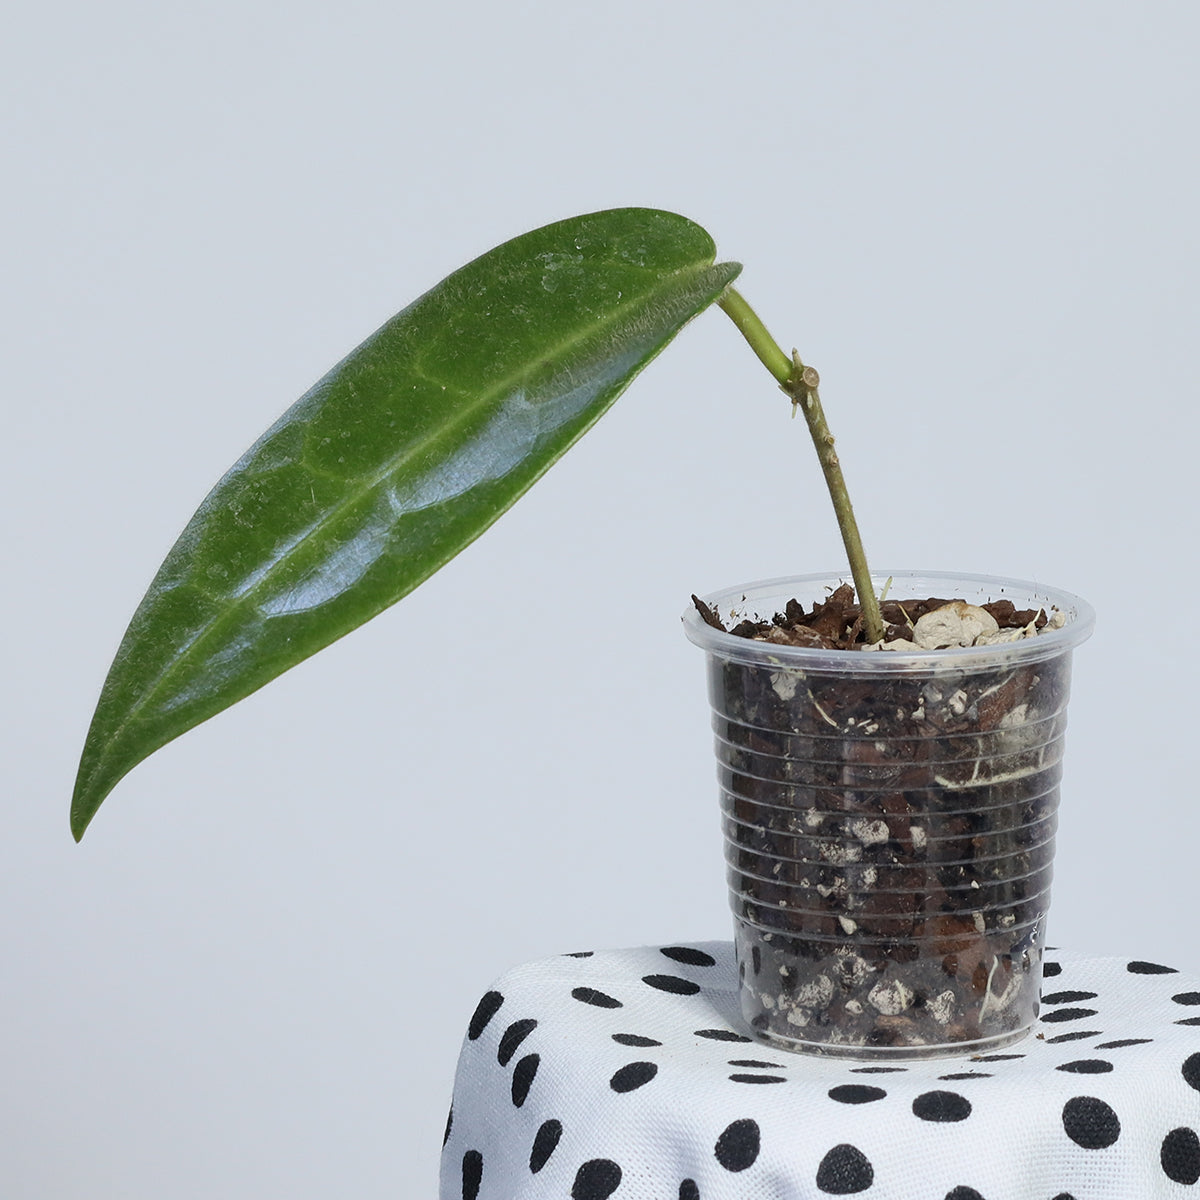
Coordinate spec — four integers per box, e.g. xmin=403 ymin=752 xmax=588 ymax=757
xmin=697 ymin=586 xmax=1073 ymax=1055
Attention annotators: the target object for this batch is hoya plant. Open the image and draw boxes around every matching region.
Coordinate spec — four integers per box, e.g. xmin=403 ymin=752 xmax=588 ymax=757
xmin=71 ymin=207 xmax=881 ymax=840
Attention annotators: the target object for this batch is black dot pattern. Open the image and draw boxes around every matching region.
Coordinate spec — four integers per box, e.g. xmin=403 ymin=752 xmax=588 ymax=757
xmin=610 ymin=1061 xmax=658 ymax=1093
xmin=572 ymin=1158 xmax=622 ymax=1200
xmin=497 ymin=1018 xmax=537 ymax=1066
xmin=461 ymin=1150 xmax=483 ymax=1200
xmin=529 ymin=1120 xmax=562 ymax=1174
xmin=913 ymin=1091 xmax=972 ymax=1123
xmin=694 ymin=1028 xmax=752 ymax=1043
xmin=1161 ymin=1127 xmax=1200 ymax=1185
xmin=468 ymin=991 xmax=503 ymax=1040
xmin=714 ymin=1118 xmax=760 ymax=1171
xmin=643 ymin=974 xmax=701 ymax=996
xmin=446 ymin=945 xmax=1200 ymax=1198
xmin=1183 ymin=1052 xmax=1200 ymax=1091
xmin=510 ymin=1053 xmax=539 ymax=1107
xmin=661 ymin=946 xmax=717 ymax=967
xmin=1041 ymin=1007 xmax=1099 ymax=1023
xmin=816 ymin=1143 xmax=874 ymax=1194
xmin=612 ymin=1033 xmax=661 ymax=1047
xmin=829 ymin=1085 xmax=887 ymax=1105
xmin=572 ymin=986 xmax=622 ymax=1009
xmin=1042 ymin=991 xmax=1098 ymax=1004
xmin=1062 ymin=1096 xmax=1121 ymax=1148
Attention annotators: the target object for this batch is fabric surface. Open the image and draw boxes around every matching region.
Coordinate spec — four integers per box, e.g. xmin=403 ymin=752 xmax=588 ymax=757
xmin=440 ymin=942 xmax=1200 ymax=1199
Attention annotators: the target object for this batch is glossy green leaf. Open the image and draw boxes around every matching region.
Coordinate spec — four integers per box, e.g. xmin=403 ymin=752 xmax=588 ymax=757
xmin=72 ymin=208 xmax=741 ymax=839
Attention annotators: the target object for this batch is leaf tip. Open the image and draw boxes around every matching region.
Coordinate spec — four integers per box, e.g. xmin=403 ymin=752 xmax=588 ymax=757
xmin=70 ymin=793 xmax=95 ymax=843
xmin=70 ymin=761 xmax=108 ymax=843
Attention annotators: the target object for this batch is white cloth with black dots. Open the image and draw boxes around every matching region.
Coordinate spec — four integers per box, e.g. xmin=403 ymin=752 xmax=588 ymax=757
xmin=441 ymin=943 xmax=1200 ymax=1200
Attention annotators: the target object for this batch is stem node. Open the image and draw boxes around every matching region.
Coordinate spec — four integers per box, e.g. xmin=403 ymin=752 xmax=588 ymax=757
xmin=718 ymin=287 xmax=884 ymax=645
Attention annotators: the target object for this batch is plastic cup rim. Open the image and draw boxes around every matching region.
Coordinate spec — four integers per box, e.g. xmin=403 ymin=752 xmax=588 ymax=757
xmin=683 ymin=569 xmax=1095 ymax=672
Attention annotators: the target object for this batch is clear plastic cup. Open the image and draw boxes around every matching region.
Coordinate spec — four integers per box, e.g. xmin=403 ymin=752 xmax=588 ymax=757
xmin=683 ymin=571 xmax=1094 ymax=1059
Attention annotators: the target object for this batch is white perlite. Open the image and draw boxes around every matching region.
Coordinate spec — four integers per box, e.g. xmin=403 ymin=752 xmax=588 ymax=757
xmin=928 ymin=989 xmax=957 ymax=1026
xmin=998 ymin=703 xmax=1029 ymax=728
xmin=834 ymin=953 xmax=871 ymax=988
xmin=769 ymin=670 xmax=800 ymax=701
xmin=912 ymin=601 xmax=999 ymax=649
xmin=793 ymin=974 xmax=835 ymax=1009
xmin=974 ymin=627 xmax=1028 ymax=646
xmin=867 ymin=978 xmax=915 ymax=1015
xmin=819 ymin=841 xmax=862 ymax=865
xmin=865 ymin=601 xmax=1067 ymax=652
xmin=848 ymin=817 xmax=890 ymax=845
xmin=976 ymin=609 xmax=1065 ymax=645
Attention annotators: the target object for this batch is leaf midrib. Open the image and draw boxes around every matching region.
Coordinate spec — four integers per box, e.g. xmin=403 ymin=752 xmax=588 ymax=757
xmin=79 ymin=256 xmax=729 ymax=801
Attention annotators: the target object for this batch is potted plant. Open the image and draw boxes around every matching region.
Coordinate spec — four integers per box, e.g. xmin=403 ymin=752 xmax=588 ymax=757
xmin=683 ymin=569 xmax=1090 ymax=1057
xmin=71 ymin=207 xmax=1092 ymax=1057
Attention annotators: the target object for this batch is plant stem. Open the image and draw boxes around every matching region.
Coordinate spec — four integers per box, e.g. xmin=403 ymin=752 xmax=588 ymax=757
xmin=717 ymin=287 xmax=885 ymax=644
xmin=716 ymin=287 xmax=793 ymax=384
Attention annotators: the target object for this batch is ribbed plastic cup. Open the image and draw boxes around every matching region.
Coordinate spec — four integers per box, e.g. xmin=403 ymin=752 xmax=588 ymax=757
xmin=683 ymin=571 xmax=1094 ymax=1059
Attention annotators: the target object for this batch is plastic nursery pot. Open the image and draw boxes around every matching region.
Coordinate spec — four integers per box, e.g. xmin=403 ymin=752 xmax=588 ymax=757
xmin=683 ymin=571 xmax=1094 ymax=1060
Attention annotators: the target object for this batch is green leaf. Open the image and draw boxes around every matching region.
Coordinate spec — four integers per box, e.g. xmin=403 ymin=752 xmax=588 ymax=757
xmin=72 ymin=208 xmax=741 ymax=839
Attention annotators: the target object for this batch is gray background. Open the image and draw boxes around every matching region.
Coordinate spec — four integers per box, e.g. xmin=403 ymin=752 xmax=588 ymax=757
xmin=4 ymin=3 xmax=1198 ymax=1196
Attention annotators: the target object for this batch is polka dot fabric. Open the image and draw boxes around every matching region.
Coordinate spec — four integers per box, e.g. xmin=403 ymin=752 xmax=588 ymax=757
xmin=440 ymin=945 xmax=1200 ymax=1199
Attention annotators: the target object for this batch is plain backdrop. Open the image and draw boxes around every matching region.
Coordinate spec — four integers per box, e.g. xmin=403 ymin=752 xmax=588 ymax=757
xmin=4 ymin=3 xmax=1199 ymax=1196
